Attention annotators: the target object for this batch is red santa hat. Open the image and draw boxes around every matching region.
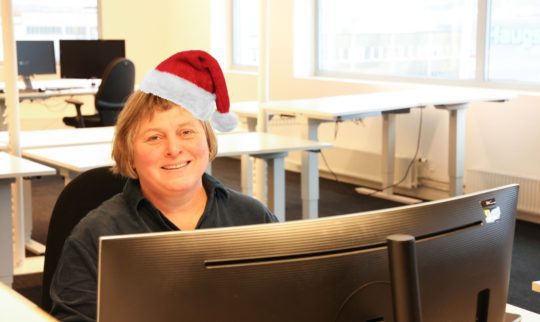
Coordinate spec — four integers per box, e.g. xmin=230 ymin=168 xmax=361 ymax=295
xmin=139 ymin=50 xmax=238 ymax=132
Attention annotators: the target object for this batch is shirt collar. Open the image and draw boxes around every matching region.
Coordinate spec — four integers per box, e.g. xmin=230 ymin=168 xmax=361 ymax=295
xmin=123 ymin=173 xmax=229 ymax=212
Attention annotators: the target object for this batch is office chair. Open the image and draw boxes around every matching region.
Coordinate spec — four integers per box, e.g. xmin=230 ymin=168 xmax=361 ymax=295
xmin=41 ymin=166 xmax=127 ymax=312
xmin=63 ymin=58 xmax=135 ymax=128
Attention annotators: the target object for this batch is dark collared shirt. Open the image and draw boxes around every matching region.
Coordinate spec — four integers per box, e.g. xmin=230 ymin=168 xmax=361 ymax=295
xmin=50 ymin=174 xmax=277 ymax=322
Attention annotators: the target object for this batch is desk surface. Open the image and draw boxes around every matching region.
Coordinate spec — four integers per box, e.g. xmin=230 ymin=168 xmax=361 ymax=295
xmin=21 ymin=132 xmax=331 ymax=173
xmin=0 ymin=152 xmax=56 ymax=179
xmin=0 ymin=78 xmax=99 ymax=98
xmin=0 ymin=282 xmax=57 ymax=322
xmin=0 ymin=282 xmax=536 ymax=322
xmin=506 ymin=303 xmax=540 ymax=321
xmin=232 ymin=88 xmax=515 ymax=121
xmin=0 ymin=127 xmax=115 ymax=151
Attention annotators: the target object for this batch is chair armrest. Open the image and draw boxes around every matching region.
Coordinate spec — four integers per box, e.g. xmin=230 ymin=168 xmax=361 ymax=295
xmin=65 ymin=98 xmax=84 ymax=106
xmin=65 ymin=98 xmax=85 ymax=127
xmin=533 ymin=281 xmax=540 ymax=293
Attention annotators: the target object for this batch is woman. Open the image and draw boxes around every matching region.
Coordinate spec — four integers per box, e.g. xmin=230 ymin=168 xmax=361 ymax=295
xmin=49 ymin=50 xmax=277 ymax=321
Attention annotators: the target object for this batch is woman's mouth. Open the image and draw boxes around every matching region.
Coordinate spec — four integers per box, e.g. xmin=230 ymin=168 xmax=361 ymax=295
xmin=161 ymin=161 xmax=189 ymax=170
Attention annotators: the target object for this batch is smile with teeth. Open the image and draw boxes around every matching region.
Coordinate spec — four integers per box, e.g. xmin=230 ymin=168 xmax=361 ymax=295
xmin=161 ymin=161 xmax=190 ymax=170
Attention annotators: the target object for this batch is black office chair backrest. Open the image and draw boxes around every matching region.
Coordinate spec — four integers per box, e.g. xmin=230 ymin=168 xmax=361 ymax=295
xmin=95 ymin=58 xmax=135 ymax=126
xmin=41 ymin=166 xmax=127 ymax=312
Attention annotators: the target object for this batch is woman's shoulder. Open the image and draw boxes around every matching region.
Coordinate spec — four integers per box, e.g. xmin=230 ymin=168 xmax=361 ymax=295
xmin=69 ymin=193 xmax=132 ymax=241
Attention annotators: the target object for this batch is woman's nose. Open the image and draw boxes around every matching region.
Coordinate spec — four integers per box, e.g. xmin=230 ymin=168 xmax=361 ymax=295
xmin=165 ymin=137 xmax=183 ymax=156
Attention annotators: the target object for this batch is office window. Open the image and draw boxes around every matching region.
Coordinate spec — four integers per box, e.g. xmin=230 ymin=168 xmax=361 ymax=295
xmin=487 ymin=0 xmax=540 ymax=83
xmin=0 ymin=0 xmax=98 ymax=61
xmin=317 ymin=0 xmax=540 ymax=86
xmin=231 ymin=0 xmax=259 ymax=67
xmin=317 ymin=0 xmax=477 ymax=80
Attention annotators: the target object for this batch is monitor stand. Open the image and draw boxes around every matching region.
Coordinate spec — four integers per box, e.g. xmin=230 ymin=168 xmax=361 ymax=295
xmin=21 ymin=75 xmax=34 ymax=92
xmin=387 ymin=234 xmax=423 ymax=322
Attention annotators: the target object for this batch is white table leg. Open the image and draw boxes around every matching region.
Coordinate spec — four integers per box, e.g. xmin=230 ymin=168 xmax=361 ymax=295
xmin=59 ymin=169 xmax=78 ymax=186
xmin=0 ymin=103 xmax=7 ymax=132
xmin=260 ymin=153 xmax=286 ymax=222
xmin=0 ymin=179 xmax=15 ymax=286
xmin=240 ymin=114 xmax=257 ymax=195
xmin=301 ymin=118 xmax=322 ymax=220
xmin=240 ymin=155 xmax=254 ymax=195
xmin=436 ymin=103 xmax=468 ymax=196
xmin=382 ymin=113 xmax=396 ymax=195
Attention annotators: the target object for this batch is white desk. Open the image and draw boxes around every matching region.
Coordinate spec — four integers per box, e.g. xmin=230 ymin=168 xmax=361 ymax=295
xmin=0 ymin=126 xmax=115 ymax=151
xmin=0 ymin=282 xmax=58 ymax=321
xmin=22 ymin=132 xmax=330 ymax=222
xmin=0 ymin=127 xmax=115 ymax=254
xmin=0 ymin=280 xmax=536 ymax=322
xmin=0 ymin=152 xmax=55 ymax=286
xmin=506 ymin=303 xmax=540 ymax=321
xmin=0 ymin=79 xmax=99 ymax=131
xmin=233 ymin=88 xmax=514 ymax=218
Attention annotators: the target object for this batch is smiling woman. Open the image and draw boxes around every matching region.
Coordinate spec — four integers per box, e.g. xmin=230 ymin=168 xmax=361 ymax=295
xmin=47 ymin=50 xmax=278 ymax=322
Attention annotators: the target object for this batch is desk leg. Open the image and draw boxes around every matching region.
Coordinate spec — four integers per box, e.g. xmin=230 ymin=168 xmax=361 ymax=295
xmin=0 ymin=179 xmax=15 ymax=286
xmin=260 ymin=153 xmax=286 ymax=222
xmin=301 ymin=118 xmax=322 ymax=220
xmin=437 ymin=104 xmax=468 ymax=196
xmin=59 ymin=169 xmax=78 ymax=186
xmin=22 ymin=179 xmax=44 ymax=254
xmin=254 ymin=109 xmax=272 ymax=205
xmin=0 ymin=103 xmax=7 ymax=132
xmin=382 ymin=113 xmax=396 ymax=195
xmin=240 ymin=155 xmax=254 ymax=196
xmin=240 ymin=115 xmax=257 ymax=196
xmin=448 ymin=107 xmax=466 ymax=196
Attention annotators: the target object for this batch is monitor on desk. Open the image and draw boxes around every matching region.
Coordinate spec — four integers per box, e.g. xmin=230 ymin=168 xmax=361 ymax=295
xmin=97 ymin=184 xmax=518 ymax=322
xmin=15 ymin=40 xmax=56 ymax=91
xmin=59 ymin=39 xmax=125 ymax=79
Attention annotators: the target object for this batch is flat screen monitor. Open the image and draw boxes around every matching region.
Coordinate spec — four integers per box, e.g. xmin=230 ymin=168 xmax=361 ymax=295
xmin=59 ymin=39 xmax=125 ymax=79
xmin=97 ymin=184 xmax=519 ymax=322
xmin=15 ymin=40 xmax=56 ymax=90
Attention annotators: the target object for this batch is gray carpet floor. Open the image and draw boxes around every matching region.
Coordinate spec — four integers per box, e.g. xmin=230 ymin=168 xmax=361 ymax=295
xmin=13 ymin=157 xmax=540 ymax=315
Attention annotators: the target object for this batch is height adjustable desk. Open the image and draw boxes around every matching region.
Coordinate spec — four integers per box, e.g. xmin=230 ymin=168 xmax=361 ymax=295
xmin=0 ymin=152 xmax=55 ymax=286
xmin=232 ymin=88 xmax=514 ymax=219
xmin=0 ymin=79 xmax=99 ymax=131
xmin=22 ymin=132 xmax=330 ymax=223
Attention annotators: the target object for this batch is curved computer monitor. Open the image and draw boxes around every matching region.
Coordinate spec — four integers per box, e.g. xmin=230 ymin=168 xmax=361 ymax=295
xmin=98 ymin=184 xmax=519 ymax=322
xmin=15 ymin=40 xmax=56 ymax=90
xmin=59 ymin=39 xmax=125 ymax=79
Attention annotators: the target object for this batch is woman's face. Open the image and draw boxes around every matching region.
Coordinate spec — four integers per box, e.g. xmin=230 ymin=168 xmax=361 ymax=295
xmin=132 ymin=105 xmax=210 ymax=200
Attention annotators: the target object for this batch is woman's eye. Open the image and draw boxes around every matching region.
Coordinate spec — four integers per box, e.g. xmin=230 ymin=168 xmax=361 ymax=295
xmin=180 ymin=129 xmax=195 ymax=136
xmin=146 ymin=135 xmax=160 ymax=142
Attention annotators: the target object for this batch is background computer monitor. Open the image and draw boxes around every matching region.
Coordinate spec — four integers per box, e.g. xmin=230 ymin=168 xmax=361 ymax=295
xmin=15 ymin=40 xmax=56 ymax=90
xmin=59 ymin=39 xmax=125 ymax=79
xmin=98 ymin=184 xmax=518 ymax=322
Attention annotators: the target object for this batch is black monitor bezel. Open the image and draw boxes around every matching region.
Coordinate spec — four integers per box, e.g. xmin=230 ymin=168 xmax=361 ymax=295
xmin=59 ymin=39 xmax=125 ymax=79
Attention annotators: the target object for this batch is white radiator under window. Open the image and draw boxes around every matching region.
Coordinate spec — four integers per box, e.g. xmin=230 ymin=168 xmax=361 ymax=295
xmin=466 ymin=169 xmax=540 ymax=215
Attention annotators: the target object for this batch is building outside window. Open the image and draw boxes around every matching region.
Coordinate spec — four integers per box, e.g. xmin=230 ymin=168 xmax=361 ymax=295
xmin=317 ymin=0 xmax=540 ymax=86
xmin=0 ymin=0 xmax=97 ymax=61
xmin=227 ymin=0 xmax=540 ymax=88
xmin=231 ymin=0 xmax=259 ymax=68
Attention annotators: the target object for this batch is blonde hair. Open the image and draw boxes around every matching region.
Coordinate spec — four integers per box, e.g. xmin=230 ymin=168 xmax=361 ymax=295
xmin=112 ymin=91 xmax=218 ymax=178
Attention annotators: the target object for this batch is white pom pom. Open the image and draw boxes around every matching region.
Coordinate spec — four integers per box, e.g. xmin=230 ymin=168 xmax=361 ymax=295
xmin=211 ymin=111 xmax=238 ymax=132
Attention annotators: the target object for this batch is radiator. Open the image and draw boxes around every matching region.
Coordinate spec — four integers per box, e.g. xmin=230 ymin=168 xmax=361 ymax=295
xmin=466 ymin=169 xmax=540 ymax=215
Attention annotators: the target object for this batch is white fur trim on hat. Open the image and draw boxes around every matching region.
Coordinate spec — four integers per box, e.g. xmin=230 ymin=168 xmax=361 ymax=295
xmin=211 ymin=110 xmax=238 ymax=132
xmin=140 ymin=69 xmax=215 ymax=120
